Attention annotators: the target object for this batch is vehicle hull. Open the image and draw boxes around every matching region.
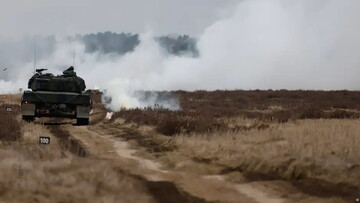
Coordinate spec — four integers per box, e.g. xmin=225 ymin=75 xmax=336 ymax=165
xmin=21 ymin=90 xmax=92 ymax=125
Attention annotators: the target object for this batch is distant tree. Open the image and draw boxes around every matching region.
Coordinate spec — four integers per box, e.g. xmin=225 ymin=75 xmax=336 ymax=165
xmin=79 ymin=32 xmax=199 ymax=57
xmin=80 ymin=32 xmax=140 ymax=55
xmin=157 ymin=35 xmax=199 ymax=57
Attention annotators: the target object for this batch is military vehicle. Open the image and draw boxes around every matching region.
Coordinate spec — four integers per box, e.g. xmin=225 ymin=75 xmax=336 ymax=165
xmin=21 ymin=67 xmax=92 ymax=125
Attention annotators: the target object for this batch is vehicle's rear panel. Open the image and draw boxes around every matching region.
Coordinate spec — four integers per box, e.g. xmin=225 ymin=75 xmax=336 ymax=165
xmin=22 ymin=91 xmax=91 ymax=105
xmin=21 ymin=91 xmax=91 ymax=119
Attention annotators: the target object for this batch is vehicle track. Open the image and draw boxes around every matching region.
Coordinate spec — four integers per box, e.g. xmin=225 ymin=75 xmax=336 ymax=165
xmin=62 ymin=123 xmax=286 ymax=203
xmin=27 ymin=121 xmax=210 ymax=203
xmin=48 ymin=125 xmax=87 ymax=157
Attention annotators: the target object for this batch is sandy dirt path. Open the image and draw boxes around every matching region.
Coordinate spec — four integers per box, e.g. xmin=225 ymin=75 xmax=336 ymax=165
xmin=64 ymin=123 xmax=288 ymax=203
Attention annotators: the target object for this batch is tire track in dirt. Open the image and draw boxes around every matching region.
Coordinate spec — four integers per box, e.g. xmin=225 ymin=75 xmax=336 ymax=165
xmin=19 ymin=119 xmax=344 ymax=202
xmin=46 ymin=125 xmax=211 ymax=203
xmin=9 ymin=121 xmax=156 ymax=203
xmin=47 ymin=125 xmax=87 ymax=157
xmin=103 ymin=122 xmax=357 ymax=203
xmin=63 ymin=124 xmax=286 ymax=203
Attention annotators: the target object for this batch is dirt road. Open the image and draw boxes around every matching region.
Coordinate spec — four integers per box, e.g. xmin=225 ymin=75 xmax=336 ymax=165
xmin=41 ymin=118 xmax=340 ymax=203
xmin=62 ymin=122 xmax=287 ymax=203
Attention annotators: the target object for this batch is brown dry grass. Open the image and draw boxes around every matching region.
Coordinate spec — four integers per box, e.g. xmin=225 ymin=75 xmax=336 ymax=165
xmin=0 ymin=94 xmax=22 ymax=142
xmin=131 ymin=119 xmax=360 ymax=201
xmin=1 ymin=90 xmax=358 ymax=201
xmin=0 ymin=93 xmax=21 ymax=105
xmin=0 ymin=120 xmax=155 ymax=203
xmin=89 ymin=90 xmax=109 ymax=125
xmin=114 ymin=90 xmax=360 ymax=136
xmin=113 ymin=108 xmax=227 ymax=136
xmin=171 ymin=119 xmax=360 ymax=170
xmin=0 ymin=145 xmax=154 ymax=203
xmin=0 ymin=104 xmax=21 ymax=142
xmin=175 ymin=90 xmax=360 ymax=112
xmin=0 ymin=91 xmax=155 ymax=203
xmin=110 ymin=90 xmax=360 ymax=200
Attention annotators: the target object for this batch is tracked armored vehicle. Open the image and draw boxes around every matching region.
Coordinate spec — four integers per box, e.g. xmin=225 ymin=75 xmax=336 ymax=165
xmin=21 ymin=67 xmax=92 ymax=125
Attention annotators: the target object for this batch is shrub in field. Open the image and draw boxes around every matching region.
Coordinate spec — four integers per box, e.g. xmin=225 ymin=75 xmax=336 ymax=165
xmin=325 ymin=110 xmax=360 ymax=119
xmin=155 ymin=115 xmax=183 ymax=136
xmin=0 ymin=107 xmax=21 ymax=141
xmin=298 ymin=107 xmax=324 ymax=119
xmin=267 ymin=110 xmax=292 ymax=123
xmin=177 ymin=117 xmax=226 ymax=135
xmin=114 ymin=108 xmax=227 ymax=136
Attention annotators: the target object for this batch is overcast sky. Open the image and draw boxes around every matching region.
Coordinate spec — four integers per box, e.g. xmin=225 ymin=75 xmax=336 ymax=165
xmin=0 ymin=0 xmax=238 ymax=38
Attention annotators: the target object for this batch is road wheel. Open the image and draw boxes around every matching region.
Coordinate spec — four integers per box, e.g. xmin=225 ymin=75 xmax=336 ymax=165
xmin=76 ymin=118 xmax=89 ymax=126
xmin=22 ymin=116 xmax=35 ymax=122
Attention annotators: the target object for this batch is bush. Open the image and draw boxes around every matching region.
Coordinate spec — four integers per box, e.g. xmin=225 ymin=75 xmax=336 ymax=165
xmin=0 ymin=106 xmax=21 ymax=141
xmin=325 ymin=110 xmax=360 ymax=119
xmin=299 ymin=108 xmax=324 ymax=119
xmin=155 ymin=115 xmax=183 ymax=136
xmin=270 ymin=110 xmax=292 ymax=123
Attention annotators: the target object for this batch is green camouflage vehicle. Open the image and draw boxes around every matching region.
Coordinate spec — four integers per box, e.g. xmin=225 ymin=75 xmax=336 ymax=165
xmin=21 ymin=67 xmax=92 ymax=125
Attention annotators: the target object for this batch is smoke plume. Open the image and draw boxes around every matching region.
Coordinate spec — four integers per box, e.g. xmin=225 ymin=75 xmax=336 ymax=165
xmin=1 ymin=0 xmax=360 ymax=110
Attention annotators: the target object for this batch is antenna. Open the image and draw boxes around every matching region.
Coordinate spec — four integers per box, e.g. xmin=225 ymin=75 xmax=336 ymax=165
xmin=33 ymin=39 xmax=37 ymax=74
xmin=73 ymin=43 xmax=76 ymax=67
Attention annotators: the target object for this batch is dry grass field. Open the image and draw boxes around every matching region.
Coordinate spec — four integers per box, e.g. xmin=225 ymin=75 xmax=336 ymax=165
xmin=169 ymin=120 xmax=360 ymax=194
xmin=0 ymin=90 xmax=359 ymax=202
xmin=111 ymin=90 xmax=360 ymax=201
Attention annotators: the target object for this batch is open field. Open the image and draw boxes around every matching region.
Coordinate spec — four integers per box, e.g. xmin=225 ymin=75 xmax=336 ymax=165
xmin=111 ymin=90 xmax=360 ymax=202
xmin=0 ymin=90 xmax=359 ymax=202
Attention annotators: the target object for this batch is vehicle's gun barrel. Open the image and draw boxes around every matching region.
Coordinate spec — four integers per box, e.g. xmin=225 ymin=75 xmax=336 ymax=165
xmin=35 ymin=69 xmax=48 ymax=74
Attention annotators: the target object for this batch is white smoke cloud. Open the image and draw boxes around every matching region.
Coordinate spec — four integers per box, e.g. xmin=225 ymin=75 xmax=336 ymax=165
xmin=1 ymin=0 xmax=360 ymax=110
